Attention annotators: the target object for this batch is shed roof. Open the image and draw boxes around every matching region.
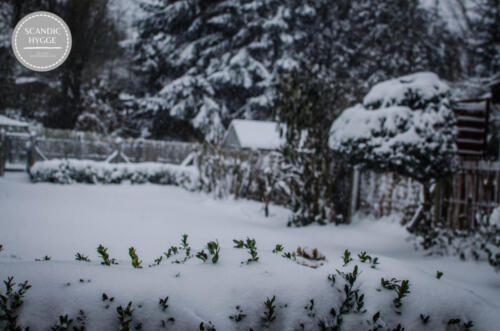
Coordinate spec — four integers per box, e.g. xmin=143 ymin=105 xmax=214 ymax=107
xmin=0 ymin=115 xmax=29 ymax=128
xmin=225 ymin=119 xmax=285 ymax=150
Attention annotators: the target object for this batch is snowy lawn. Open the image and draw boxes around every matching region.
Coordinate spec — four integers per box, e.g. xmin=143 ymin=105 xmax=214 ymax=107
xmin=0 ymin=173 xmax=499 ymax=330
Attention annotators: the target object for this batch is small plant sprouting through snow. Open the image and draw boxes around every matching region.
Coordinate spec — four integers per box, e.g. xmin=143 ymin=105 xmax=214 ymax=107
xmin=261 ymin=296 xmax=277 ymax=324
xmin=129 ymin=247 xmax=143 ymax=269
xmin=420 ymin=314 xmax=430 ymax=324
xmin=158 ymin=296 xmax=175 ymax=327
xmin=342 ymin=249 xmax=353 ymax=266
xmin=149 ymin=256 xmax=163 ymax=267
xmin=358 ymin=251 xmax=371 ymax=263
xmin=197 ymin=240 xmax=220 ymax=264
xmin=196 ymin=250 xmax=208 ymax=262
xmin=448 ymin=318 xmax=474 ymax=330
xmin=371 ymin=257 xmax=380 ymax=269
xmin=0 ymin=244 xmax=3 ymax=252
xmin=436 ymin=271 xmax=443 ymax=279
xmin=229 ymin=305 xmax=246 ymax=322
xmin=165 ymin=234 xmax=193 ymax=264
xmin=0 ymin=276 xmax=31 ymax=331
xmin=116 ymin=301 xmax=142 ymax=331
xmin=102 ymin=292 xmax=115 ymax=309
xmin=159 ymin=296 xmax=169 ymax=311
xmin=381 ymin=278 xmax=400 ymax=290
xmin=75 ymin=253 xmax=90 ymax=262
xmin=97 ymin=244 xmax=117 ymax=266
xmin=272 ymin=244 xmax=284 ymax=253
xmin=357 ymin=250 xmax=380 ymax=269
xmin=304 ymin=299 xmax=315 ymax=318
xmin=35 ymin=255 xmax=51 ymax=261
xmin=233 ymin=238 xmax=259 ymax=264
xmin=199 ymin=321 xmax=216 ymax=330
xmin=51 ymin=314 xmax=73 ymax=331
xmin=393 ymin=280 xmax=410 ymax=310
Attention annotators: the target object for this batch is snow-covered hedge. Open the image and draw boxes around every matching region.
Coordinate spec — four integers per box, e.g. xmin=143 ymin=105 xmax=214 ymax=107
xmin=29 ymin=159 xmax=198 ymax=188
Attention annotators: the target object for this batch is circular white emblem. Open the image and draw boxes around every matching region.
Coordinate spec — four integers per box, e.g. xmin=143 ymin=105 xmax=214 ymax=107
xmin=11 ymin=11 xmax=72 ymax=72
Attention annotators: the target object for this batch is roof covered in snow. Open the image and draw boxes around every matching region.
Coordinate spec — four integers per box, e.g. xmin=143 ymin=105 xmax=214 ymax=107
xmin=0 ymin=115 xmax=29 ymax=128
xmin=223 ymin=119 xmax=285 ymax=150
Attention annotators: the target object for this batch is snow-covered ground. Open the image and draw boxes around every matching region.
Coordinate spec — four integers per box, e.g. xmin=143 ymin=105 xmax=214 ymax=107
xmin=0 ymin=173 xmax=499 ymax=330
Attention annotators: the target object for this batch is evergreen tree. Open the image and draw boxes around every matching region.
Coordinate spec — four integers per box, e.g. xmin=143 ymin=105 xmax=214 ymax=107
xmin=469 ymin=0 xmax=500 ymax=77
xmin=274 ymin=63 xmax=350 ymax=226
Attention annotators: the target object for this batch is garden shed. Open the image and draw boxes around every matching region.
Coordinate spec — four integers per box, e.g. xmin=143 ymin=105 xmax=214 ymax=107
xmin=0 ymin=115 xmax=29 ymax=133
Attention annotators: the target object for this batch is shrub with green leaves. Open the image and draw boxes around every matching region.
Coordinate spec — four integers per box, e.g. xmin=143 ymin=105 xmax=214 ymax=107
xmin=229 ymin=305 xmax=246 ymax=322
xmin=233 ymin=238 xmax=259 ymax=264
xmin=75 ymin=253 xmax=90 ymax=262
xmin=0 ymin=276 xmax=31 ymax=331
xmin=97 ymin=245 xmax=117 ymax=266
xmin=128 ymin=247 xmax=143 ymax=269
xmin=196 ymin=240 xmax=220 ymax=264
xmin=165 ymin=234 xmax=192 ymax=264
xmin=117 ymin=301 xmax=142 ymax=331
xmin=261 ymin=296 xmax=277 ymax=325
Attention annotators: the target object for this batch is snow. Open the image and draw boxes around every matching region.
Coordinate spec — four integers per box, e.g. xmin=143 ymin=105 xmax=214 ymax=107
xmin=363 ymin=72 xmax=450 ymax=109
xmin=0 ymin=115 xmax=29 ymax=128
xmin=0 ymin=173 xmax=499 ymax=330
xmin=15 ymin=77 xmax=39 ymax=85
xmin=224 ymin=119 xmax=285 ymax=150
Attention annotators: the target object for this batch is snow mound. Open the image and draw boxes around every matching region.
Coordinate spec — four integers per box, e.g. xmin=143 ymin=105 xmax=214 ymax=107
xmin=363 ymin=72 xmax=450 ymax=109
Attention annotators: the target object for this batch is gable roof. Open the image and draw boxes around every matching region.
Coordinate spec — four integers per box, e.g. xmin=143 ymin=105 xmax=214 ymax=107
xmin=224 ymin=119 xmax=285 ymax=150
xmin=0 ymin=115 xmax=29 ymax=128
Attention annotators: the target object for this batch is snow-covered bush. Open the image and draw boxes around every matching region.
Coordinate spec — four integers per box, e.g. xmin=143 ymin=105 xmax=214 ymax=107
xmin=29 ymin=159 xmax=198 ymax=188
xmin=329 ymin=72 xmax=457 ymax=231
xmin=413 ymin=208 xmax=500 ymax=271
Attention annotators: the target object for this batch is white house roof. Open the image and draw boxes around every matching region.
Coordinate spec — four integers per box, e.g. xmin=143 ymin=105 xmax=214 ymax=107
xmin=226 ymin=119 xmax=285 ymax=150
xmin=0 ymin=115 xmax=29 ymax=128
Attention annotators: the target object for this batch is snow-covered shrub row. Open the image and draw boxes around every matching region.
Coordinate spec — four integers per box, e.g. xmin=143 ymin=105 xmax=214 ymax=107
xmin=1 ymin=248 xmax=487 ymax=330
xmin=29 ymin=159 xmax=198 ymax=187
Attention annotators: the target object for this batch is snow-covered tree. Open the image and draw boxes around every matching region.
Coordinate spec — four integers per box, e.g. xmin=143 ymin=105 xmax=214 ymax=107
xmin=329 ymin=72 xmax=458 ymax=229
xmin=274 ymin=64 xmax=350 ymax=226
xmin=469 ymin=0 xmax=500 ymax=77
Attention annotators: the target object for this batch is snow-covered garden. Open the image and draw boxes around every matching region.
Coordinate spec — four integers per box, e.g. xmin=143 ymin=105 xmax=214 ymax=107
xmin=1 ymin=173 xmax=499 ymax=330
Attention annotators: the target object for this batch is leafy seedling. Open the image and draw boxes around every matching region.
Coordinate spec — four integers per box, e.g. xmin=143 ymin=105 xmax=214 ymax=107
xmin=262 ymin=296 xmax=277 ymax=324
xmin=420 ymin=314 xmax=430 ymax=324
xmin=229 ymin=305 xmax=246 ymax=322
xmin=436 ymin=271 xmax=443 ymax=279
xmin=129 ymin=247 xmax=143 ymax=269
xmin=342 ymin=249 xmax=353 ymax=266
xmin=272 ymin=244 xmax=284 ymax=253
xmin=97 ymin=244 xmax=117 ymax=266
xmin=75 ymin=253 xmax=90 ymax=262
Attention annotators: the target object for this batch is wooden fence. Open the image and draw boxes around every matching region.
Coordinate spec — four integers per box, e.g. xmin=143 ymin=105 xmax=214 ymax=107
xmin=439 ymin=160 xmax=500 ymax=229
xmin=0 ymin=129 xmax=198 ymax=171
xmin=352 ymin=160 xmax=500 ymax=229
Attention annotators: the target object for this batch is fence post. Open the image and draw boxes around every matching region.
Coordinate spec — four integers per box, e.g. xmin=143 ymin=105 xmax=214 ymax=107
xmin=0 ymin=129 xmax=5 ymax=177
xmin=26 ymin=132 xmax=37 ymax=174
xmin=433 ymin=181 xmax=442 ymax=224
xmin=347 ymin=166 xmax=361 ymax=223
